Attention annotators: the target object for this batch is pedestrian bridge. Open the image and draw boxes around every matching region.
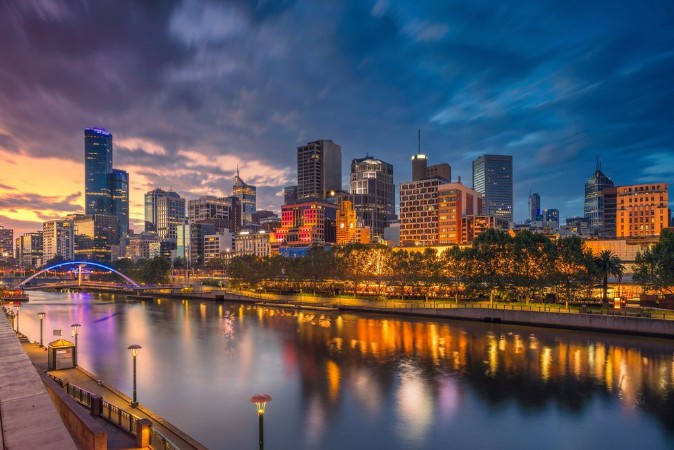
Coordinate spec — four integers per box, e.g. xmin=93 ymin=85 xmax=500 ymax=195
xmin=15 ymin=261 xmax=141 ymax=289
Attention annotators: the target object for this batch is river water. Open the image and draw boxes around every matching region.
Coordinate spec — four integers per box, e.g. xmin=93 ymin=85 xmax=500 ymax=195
xmin=15 ymin=291 xmax=674 ymax=450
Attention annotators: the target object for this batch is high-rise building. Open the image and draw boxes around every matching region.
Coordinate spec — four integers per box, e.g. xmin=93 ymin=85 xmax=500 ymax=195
xmin=16 ymin=232 xmax=43 ymax=268
xmin=110 ymin=169 xmax=129 ymax=237
xmin=349 ymin=156 xmax=395 ymax=238
xmin=0 ymin=225 xmax=13 ymax=261
xmin=235 ymin=231 xmax=271 ymax=258
xmin=233 ymin=168 xmax=256 ymax=225
xmin=145 ymin=189 xmax=185 ymax=240
xmin=584 ymin=160 xmax=614 ymax=234
xmin=616 ymin=183 xmax=669 ymax=238
xmin=529 ymin=192 xmax=541 ymax=222
xmin=43 ymin=220 xmax=74 ymax=262
xmin=601 ymin=187 xmax=617 ymax=238
xmin=297 ymin=140 xmax=342 ymax=200
xmin=73 ymin=214 xmax=119 ymax=262
xmin=411 ymin=153 xmax=451 ymax=182
xmin=472 ymin=154 xmax=513 ymax=223
xmin=438 ymin=183 xmax=483 ymax=244
xmin=85 ymin=128 xmax=113 ymax=215
xmin=176 ymin=222 xmax=216 ymax=266
xmin=544 ymin=209 xmax=559 ymax=223
xmin=126 ymin=232 xmax=161 ymax=262
xmin=274 ymin=199 xmax=338 ymax=246
xmin=283 ymin=186 xmax=298 ymax=204
xmin=400 ymin=178 xmax=442 ymax=246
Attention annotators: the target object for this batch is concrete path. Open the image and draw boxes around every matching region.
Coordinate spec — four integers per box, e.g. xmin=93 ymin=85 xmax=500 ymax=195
xmin=0 ymin=316 xmax=77 ymax=450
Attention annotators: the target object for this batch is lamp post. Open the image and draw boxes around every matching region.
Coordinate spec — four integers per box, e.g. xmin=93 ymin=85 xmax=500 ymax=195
xmin=14 ymin=302 xmax=20 ymax=334
xmin=128 ymin=344 xmax=142 ymax=408
xmin=250 ymin=394 xmax=272 ymax=450
xmin=37 ymin=312 xmax=45 ymax=347
xmin=71 ymin=323 xmax=81 ymax=366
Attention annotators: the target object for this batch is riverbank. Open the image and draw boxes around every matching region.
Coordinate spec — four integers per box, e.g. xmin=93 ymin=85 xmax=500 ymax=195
xmin=142 ymin=288 xmax=674 ymax=339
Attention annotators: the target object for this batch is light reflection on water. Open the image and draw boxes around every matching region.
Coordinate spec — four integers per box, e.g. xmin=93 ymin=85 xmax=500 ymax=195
xmin=15 ymin=291 xmax=674 ymax=450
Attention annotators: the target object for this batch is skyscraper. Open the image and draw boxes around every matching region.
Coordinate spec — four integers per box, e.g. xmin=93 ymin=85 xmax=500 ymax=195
xmin=144 ymin=189 xmax=186 ymax=240
xmin=584 ymin=160 xmax=614 ymax=234
xmin=349 ymin=155 xmax=395 ymax=237
xmin=43 ymin=219 xmax=74 ymax=262
xmin=84 ymin=128 xmax=113 ymax=215
xmin=297 ymin=140 xmax=342 ymax=200
xmin=0 ymin=225 xmax=13 ymax=261
xmin=472 ymin=154 xmax=513 ymax=223
xmin=616 ymin=183 xmax=669 ymax=238
xmin=529 ymin=192 xmax=541 ymax=222
xmin=233 ymin=168 xmax=256 ymax=225
xmin=110 ymin=169 xmax=129 ymax=237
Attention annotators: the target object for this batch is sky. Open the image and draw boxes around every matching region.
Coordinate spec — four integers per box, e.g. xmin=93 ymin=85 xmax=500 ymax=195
xmin=1 ymin=0 xmax=673 ymax=237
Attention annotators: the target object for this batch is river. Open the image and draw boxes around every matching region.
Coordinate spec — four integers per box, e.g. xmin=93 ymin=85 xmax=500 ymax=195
xmin=14 ymin=290 xmax=674 ymax=450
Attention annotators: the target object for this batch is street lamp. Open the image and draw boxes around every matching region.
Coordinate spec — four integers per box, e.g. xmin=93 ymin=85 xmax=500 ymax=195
xmin=128 ymin=344 xmax=142 ymax=408
xmin=37 ymin=312 xmax=45 ymax=347
xmin=71 ymin=323 xmax=81 ymax=366
xmin=250 ymin=394 xmax=272 ymax=450
xmin=13 ymin=302 xmax=20 ymax=334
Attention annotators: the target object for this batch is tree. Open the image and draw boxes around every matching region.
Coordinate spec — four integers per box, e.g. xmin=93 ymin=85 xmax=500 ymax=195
xmin=634 ymin=229 xmax=674 ymax=294
xmin=465 ymin=229 xmax=514 ymax=304
xmin=553 ymin=236 xmax=596 ymax=303
xmin=512 ymin=232 xmax=555 ymax=304
xmin=593 ymin=250 xmax=625 ymax=305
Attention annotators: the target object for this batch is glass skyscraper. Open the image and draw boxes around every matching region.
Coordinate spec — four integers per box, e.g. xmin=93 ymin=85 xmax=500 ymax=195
xmin=297 ymin=140 xmax=342 ymax=200
xmin=472 ymin=154 xmax=513 ymax=223
xmin=233 ymin=169 xmax=256 ymax=225
xmin=349 ymin=156 xmax=395 ymax=237
xmin=85 ymin=128 xmax=113 ymax=215
xmin=584 ymin=163 xmax=614 ymax=234
xmin=110 ymin=169 xmax=129 ymax=238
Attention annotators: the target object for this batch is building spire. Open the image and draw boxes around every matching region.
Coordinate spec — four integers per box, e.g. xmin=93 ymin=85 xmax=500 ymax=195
xmin=596 ymin=154 xmax=601 ymax=172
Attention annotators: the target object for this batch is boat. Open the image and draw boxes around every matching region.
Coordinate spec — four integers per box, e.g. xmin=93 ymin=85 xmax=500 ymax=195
xmin=0 ymin=289 xmax=29 ymax=303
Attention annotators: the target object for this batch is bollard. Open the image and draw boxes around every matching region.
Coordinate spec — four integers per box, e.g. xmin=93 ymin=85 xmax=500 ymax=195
xmin=136 ymin=418 xmax=153 ymax=448
xmin=90 ymin=394 xmax=103 ymax=417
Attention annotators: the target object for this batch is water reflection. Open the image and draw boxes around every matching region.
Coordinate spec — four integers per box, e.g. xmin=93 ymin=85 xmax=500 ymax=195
xmin=16 ymin=292 xmax=674 ymax=450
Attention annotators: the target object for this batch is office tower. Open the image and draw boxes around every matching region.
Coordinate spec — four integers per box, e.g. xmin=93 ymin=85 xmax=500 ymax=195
xmin=84 ymin=128 xmax=113 ymax=215
xmin=0 ymin=225 xmax=13 ymax=261
xmin=529 ymin=192 xmax=541 ymax=222
xmin=616 ymin=183 xmax=669 ymax=238
xmin=145 ymin=189 xmax=185 ymax=240
xmin=438 ymin=183 xmax=483 ymax=244
xmin=400 ymin=178 xmax=442 ymax=246
xmin=584 ymin=160 xmax=614 ymax=234
xmin=544 ymin=209 xmax=560 ymax=223
xmin=411 ymin=153 xmax=451 ymax=183
xmin=349 ymin=155 xmax=395 ymax=237
xmin=43 ymin=220 xmax=74 ymax=262
xmin=188 ymin=196 xmax=240 ymax=234
xmin=275 ymin=199 xmax=338 ymax=245
xmin=284 ymin=186 xmax=298 ymax=204
xmin=411 ymin=154 xmax=428 ymax=181
xmin=127 ymin=233 xmax=161 ymax=261
xmin=16 ymin=232 xmax=43 ymax=268
xmin=176 ymin=222 xmax=216 ymax=266
xmin=73 ymin=214 xmax=119 ymax=262
xmin=233 ymin=168 xmax=256 ymax=225
xmin=601 ymin=187 xmax=617 ymax=238
xmin=204 ymin=231 xmax=234 ymax=264
xmin=235 ymin=231 xmax=271 ymax=258
xmin=110 ymin=169 xmax=129 ymax=237
xmin=472 ymin=154 xmax=513 ymax=223
xmin=297 ymin=140 xmax=342 ymax=200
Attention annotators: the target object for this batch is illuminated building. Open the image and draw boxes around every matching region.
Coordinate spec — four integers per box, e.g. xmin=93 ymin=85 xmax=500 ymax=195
xmin=42 ymin=220 xmax=74 ymax=262
xmin=349 ymin=156 xmax=395 ymax=237
xmin=233 ymin=168 xmax=256 ymax=225
xmin=16 ymin=232 xmax=43 ymax=268
xmin=461 ymin=215 xmax=504 ymax=243
xmin=400 ymin=178 xmax=442 ymax=246
xmin=411 ymin=153 xmax=451 ymax=182
xmin=529 ymin=192 xmax=541 ymax=222
xmin=297 ymin=140 xmax=342 ymax=200
xmin=188 ymin=196 xmax=240 ymax=234
xmin=0 ymin=225 xmax=14 ymax=261
xmin=584 ymin=160 xmax=614 ymax=234
xmin=85 ymin=127 xmax=113 ymax=215
xmin=472 ymin=154 xmax=513 ymax=223
xmin=275 ymin=199 xmax=337 ymax=246
xmin=204 ymin=232 xmax=234 ymax=264
xmin=73 ymin=215 xmax=119 ymax=262
xmin=145 ymin=189 xmax=185 ymax=240
xmin=544 ymin=208 xmax=559 ymax=223
xmin=176 ymin=222 xmax=216 ymax=266
xmin=336 ymin=200 xmax=371 ymax=244
xmin=110 ymin=169 xmax=129 ymax=237
xmin=127 ymin=232 xmax=161 ymax=261
xmin=235 ymin=231 xmax=271 ymax=257
xmin=438 ymin=183 xmax=482 ymax=245
xmin=616 ymin=183 xmax=669 ymax=238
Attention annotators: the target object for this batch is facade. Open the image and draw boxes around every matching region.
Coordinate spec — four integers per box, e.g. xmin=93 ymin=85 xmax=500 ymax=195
xmin=349 ymin=156 xmax=395 ymax=238
xmin=472 ymin=154 xmax=513 ymax=223
xmin=127 ymin=233 xmax=161 ymax=262
xmin=176 ymin=222 xmax=217 ymax=266
xmin=411 ymin=153 xmax=451 ymax=182
xmin=16 ymin=232 xmax=43 ymax=268
xmin=188 ymin=196 xmax=241 ymax=234
xmin=84 ymin=127 xmax=113 ymax=215
xmin=584 ymin=164 xmax=614 ymax=234
xmin=0 ymin=225 xmax=13 ymax=261
xmin=399 ymin=178 xmax=441 ymax=246
xmin=438 ymin=183 xmax=482 ymax=245
xmin=336 ymin=200 xmax=371 ymax=245
xmin=616 ymin=183 xmax=669 ymax=238
xmin=235 ymin=231 xmax=271 ymax=257
xmin=203 ymin=231 xmax=234 ymax=265
xmin=149 ymin=190 xmax=185 ymax=240
xmin=73 ymin=215 xmax=119 ymax=262
xmin=461 ymin=215 xmax=503 ymax=243
xmin=297 ymin=140 xmax=342 ymax=200
xmin=233 ymin=169 xmax=256 ymax=225
xmin=544 ymin=209 xmax=560 ymax=223
xmin=275 ymin=199 xmax=338 ymax=246
xmin=42 ymin=220 xmax=74 ymax=262
xmin=283 ymin=185 xmax=298 ymax=204
xmin=601 ymin=187 xmax=617 ymax=238
xmin=529 ymin=192 xmax=541 ymax=222
xmin=110 ymin=169 xmax=129 ymax=237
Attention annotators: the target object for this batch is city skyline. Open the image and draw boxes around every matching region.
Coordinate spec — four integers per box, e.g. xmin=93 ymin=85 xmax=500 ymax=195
xmin=1 ymin=0 xmax=673 ymax=236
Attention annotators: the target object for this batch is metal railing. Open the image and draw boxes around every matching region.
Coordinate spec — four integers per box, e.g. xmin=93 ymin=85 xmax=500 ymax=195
xmin=101 ymin=400 xmax=139 ymax=435
xmin=66 ymin=383 xmax=93 ymax=408
xmin=150 ymin=427 xmax=181 ymax=450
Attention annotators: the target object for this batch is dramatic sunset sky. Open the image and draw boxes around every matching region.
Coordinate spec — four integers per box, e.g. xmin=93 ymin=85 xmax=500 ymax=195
xmin=1 ymin=0 xmax=673 ymax=236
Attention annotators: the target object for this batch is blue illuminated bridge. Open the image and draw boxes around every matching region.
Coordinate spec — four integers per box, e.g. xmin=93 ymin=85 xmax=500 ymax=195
xmin=16 ymin=261 xmax=142 ymax=289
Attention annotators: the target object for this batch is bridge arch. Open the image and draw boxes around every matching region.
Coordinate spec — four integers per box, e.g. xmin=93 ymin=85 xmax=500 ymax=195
xmin=17 ymin=261 xmax=141 ymax=288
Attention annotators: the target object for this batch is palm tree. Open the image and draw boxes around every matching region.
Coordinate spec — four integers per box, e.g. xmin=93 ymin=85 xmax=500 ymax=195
xmin=593 ymin=250 xmax=625 ymax=305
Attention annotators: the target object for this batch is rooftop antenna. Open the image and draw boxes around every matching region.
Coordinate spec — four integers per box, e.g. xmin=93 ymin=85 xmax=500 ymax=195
xmin=417 ymin=129 xmax=421 ymax=154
